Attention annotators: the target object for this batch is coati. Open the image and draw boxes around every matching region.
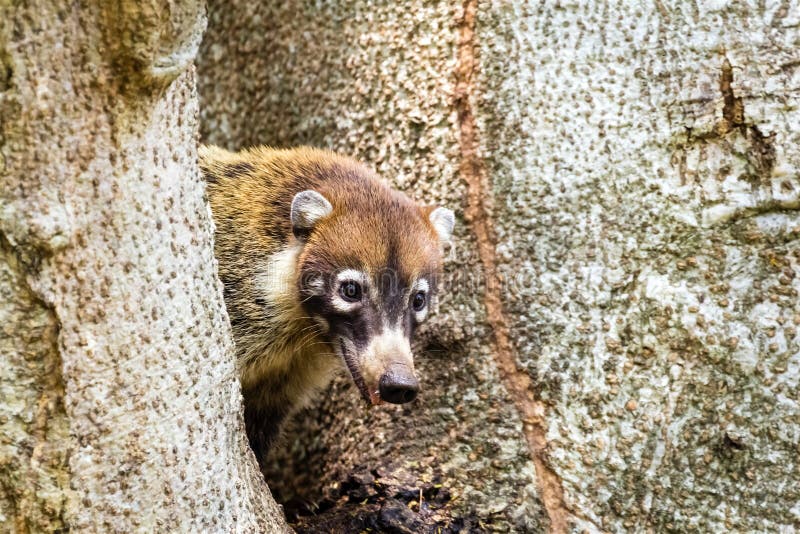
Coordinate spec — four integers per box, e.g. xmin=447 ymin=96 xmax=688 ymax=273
xmin=199 ymin=146 xmax=454 ymax=461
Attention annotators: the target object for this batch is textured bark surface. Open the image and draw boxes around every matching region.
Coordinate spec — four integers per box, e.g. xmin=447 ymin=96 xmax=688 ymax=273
xmin=199 ymin=1 xmax=800 ymax=532
xmin=0 ymin=2 xmax=286 ymax=532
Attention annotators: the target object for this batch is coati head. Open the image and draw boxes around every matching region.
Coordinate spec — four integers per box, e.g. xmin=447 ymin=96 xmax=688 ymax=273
xmin=290 ymin=178 xmax=454 ymax=406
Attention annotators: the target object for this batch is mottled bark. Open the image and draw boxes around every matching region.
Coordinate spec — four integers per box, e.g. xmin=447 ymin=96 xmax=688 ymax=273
xmin=199 ymin=1 xmax=800 ymax=532
xmin=0 ymin=2 xmax=286 ymax=531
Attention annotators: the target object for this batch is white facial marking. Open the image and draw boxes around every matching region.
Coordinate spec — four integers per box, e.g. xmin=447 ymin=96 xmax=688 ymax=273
xmin=416 ymin=278 xmax=430 ymax=294
xmin=257 ymin=244 xmax=301 ymax=306
xmin=338 ymin=269 xmax=365 ymax=283
xmin=331 ymin=269 xmax=368 ymax=313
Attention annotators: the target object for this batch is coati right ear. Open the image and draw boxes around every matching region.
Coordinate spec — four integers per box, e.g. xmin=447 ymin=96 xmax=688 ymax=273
xmin=291 ymin=190 xmax=333 ymax=240
xmin=428 ymin=206 xmax=455 ymax=244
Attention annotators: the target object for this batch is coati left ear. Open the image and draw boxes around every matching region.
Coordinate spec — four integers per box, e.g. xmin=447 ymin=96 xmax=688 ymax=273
xmin=291 ymin=190 xmax=333 ymax=240
xmin=428 ymin=207 xmax=455 ymax=244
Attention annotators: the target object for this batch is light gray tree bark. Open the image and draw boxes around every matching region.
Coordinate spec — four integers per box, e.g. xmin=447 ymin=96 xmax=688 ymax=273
xmin=0 ymin=2 xmax=287 ymax=532
xmin=199 ymin=1 xmax=800 ymax=532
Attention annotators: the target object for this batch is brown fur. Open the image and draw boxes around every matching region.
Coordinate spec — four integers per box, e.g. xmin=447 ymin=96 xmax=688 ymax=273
xmin=200 ymin=146 xmax=447 ymax=460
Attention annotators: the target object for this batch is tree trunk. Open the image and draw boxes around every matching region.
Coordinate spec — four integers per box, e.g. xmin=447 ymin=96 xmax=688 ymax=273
xmin=199 ymin=1 xmax=800 ymax=532
xmin=0 ymin=2 xmax=286 ymax=531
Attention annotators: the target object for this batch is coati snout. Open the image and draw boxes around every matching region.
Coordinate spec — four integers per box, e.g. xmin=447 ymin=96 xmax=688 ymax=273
xmin=379 ymin=364 xmax=419 ymax=404
xmin=200 ymin=145 xmax=454 ymax=460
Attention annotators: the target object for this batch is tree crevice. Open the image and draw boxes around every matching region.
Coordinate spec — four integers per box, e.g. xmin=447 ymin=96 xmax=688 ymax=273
xmin=454 ymin=1 xmax=571 ymax=532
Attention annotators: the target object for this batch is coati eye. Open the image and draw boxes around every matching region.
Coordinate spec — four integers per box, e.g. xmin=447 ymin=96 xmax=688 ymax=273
xmin=339 ymin=281 xmax=362 ymax=302
xmin=412 ymin=290 xmax=426 ymax=311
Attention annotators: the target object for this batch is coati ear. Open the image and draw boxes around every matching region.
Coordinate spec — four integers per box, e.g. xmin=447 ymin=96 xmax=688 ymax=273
xmin=428 ymin=207 xmax=455 ymax=244
xmin=291 ymin=190 xmax=333 ymax=239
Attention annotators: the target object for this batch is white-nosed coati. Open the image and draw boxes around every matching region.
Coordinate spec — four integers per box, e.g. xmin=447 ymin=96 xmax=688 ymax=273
xmin=200 ymin=146 xmax=454 ymax=462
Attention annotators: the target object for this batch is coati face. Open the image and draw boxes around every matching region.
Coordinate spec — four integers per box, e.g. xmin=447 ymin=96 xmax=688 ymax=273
xmin=291 ymin=187 xmax=454 ymax=406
